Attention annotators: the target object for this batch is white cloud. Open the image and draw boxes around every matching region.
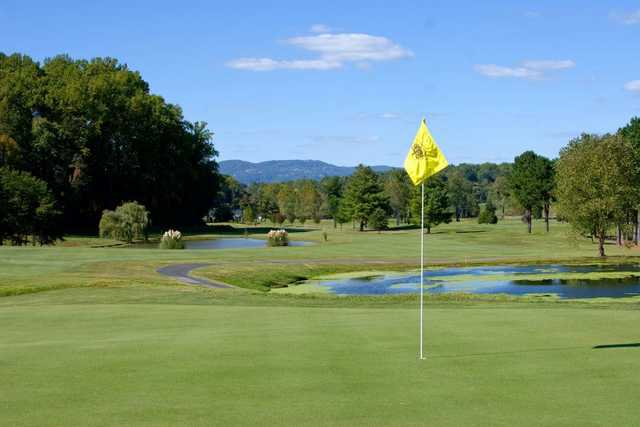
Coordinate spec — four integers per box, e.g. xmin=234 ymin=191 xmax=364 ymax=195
xmin=521 ymin=59 xmax=575 ymax=70
xmin=309 ymin=24 xmax=333 ymax=33
xmin=227 ymin=32 xmax=412 ymax=71
xmin=226 ymin=57 xmax=340 ymax=71
xmin=474 ymin=59 xmax=575 ymax=80
xmin=624 ymin=80 xmax=640 ymax=92
xmin=286 ymin=33 xmax=413 ymax=62
xmin=610 ymin=9 xmax=640 ymax=25
xmin=474 ymin=64 xmax=542 ymax=79
xmin=381 ymin=112 xmax=399 ymax=119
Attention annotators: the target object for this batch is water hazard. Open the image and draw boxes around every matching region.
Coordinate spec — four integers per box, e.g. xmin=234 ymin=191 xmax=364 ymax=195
xmin=315 ymin=264 xmax=640 ymax=299
xmin=184 ymin=238 xmax=312 ymax=249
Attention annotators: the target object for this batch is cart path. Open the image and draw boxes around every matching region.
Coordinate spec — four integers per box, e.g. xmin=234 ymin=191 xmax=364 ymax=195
xmin=156 ymin=263 xmax=233 ymax=289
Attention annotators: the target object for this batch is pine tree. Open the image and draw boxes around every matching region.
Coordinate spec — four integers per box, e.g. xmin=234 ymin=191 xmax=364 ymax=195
xmin=411 ymin=176 xmax=452 ymax=233
xmin=342 ymin=165 xmax=389 ymax=231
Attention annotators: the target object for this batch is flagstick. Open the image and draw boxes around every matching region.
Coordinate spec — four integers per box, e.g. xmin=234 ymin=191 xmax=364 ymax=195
xmin=419 ymin=181 xmax=425 ymax=360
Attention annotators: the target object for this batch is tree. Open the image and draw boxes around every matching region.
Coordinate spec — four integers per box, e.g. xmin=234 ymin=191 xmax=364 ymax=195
xmin=368 ymin=208 xmax=388 ymax=231
xmin=0 ymin=53 xmax=221 ymax=230
xmin=539 ymin=158 xmax=555 ymax=232
xmin=299 ymin=180 xmax=322 ymax=223
xmin=0 ymin=134 xmax=18 ymax=167
xmin=447 ymin=170 xmax=474 ymax=221
xmin=478 ymin=201 xmax=498 ymax=224
xmin=335 ymin=198 xmax=352 ymax=229
xmin=0 ymin=167 xmax=62 ymax=245
xmin=490 ymin=175 xmax=510 ymax=219
xmin=214 ymin=175 xmax=245 ymax=221
xmin=410 ymin=176 xmax=452 ymax=233
xmin=618 ymin=117 xmax=640 ymax=243
xmin=509 ymin=151 xmax=554 ymax=233
xmin=242 ymin=206 xmax=256 ymax=224
xmin=342 ymin=165 xmax=389 ymax=231
xmin=99 ymin=201 xmax=150 ymax=243
xmin=383 ymin=169 xmax=412 ymax=226
xmin=321 ymin=176 xmax=343 ymax=228
xmin=556 ymin=134 xmax=640 ymax=257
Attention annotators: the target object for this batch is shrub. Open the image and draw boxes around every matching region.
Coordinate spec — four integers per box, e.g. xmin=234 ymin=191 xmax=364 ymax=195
xmin=99 ymin=201 xmax=150 ymax=243
xmin=159 ymin=229 xmax=185 ymax=249
xmin=478 ymin=201 xmax=499 ymax=224
xmin=0 ymin=167 xmax=62 ymax=246
xmin=267 ymin=229 xmax=289 ymax=247
xmin=368 ymin=208 xmax=388 ymax=231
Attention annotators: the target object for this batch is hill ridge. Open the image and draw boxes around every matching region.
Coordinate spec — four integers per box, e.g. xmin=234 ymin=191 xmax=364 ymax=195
xmin=219 ymin=159 xmax=396 ymax=184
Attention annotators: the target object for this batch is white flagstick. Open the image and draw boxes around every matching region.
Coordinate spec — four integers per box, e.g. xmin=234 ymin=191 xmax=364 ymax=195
xmin=419 ymin=181 xmax=425 ymax=360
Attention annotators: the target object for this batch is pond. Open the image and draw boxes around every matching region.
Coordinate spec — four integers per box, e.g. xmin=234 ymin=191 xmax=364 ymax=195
xmin=184 ymin=238 xmax=312 ymax=250
xmin=312 ymin=264 xmax=640 ymax=299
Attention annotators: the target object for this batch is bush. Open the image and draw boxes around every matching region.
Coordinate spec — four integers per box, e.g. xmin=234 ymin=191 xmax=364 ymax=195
xmin=478 ymin=201 xmax=499 ymax=224
xmin=368 ymin=208 xmax=388 ymax=231
xmin=0 ymin=167 xmax=62 ymax=246
xmin=99 ymin=201 xmax=150 ymax=243
xmin=267 ymin=229 xmax=289 ymax=247
xmin=159 ymin=229 xmax=185 ymax=249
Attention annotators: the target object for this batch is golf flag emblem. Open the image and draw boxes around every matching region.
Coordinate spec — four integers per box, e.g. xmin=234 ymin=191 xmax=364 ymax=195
xmin=404 ymin=119 xmax=448 ymax=185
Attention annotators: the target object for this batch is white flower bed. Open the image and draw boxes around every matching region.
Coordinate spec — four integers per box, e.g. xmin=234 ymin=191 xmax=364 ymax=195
xmin=267 ymin=229 xmax=289 ymax=247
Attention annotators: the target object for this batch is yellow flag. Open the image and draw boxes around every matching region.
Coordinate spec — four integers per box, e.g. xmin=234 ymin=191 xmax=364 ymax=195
xmin=404 ymin=119 xmax=448 ymax=186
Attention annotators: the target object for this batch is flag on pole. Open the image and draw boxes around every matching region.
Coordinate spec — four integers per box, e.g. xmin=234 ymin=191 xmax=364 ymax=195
xmin=404 ymin=119 xmax=448 ymax=185
xmin=404 ymin=118 xmax=447 ymax=360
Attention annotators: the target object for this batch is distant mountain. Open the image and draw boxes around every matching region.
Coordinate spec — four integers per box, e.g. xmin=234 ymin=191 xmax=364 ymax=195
xmin=219 ymin=160 xmax=396 ymax=184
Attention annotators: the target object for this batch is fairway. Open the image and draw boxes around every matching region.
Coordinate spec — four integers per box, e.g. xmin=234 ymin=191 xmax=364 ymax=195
xmin=2 ymin=288 xmax=640 ymax=426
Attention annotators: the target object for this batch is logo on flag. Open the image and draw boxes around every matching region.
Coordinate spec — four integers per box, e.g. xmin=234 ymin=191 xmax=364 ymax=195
xmin=404 ymin=119 xmax=448 ymax=186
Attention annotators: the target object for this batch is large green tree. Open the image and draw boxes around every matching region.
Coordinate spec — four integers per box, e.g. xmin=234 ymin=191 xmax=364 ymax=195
xmin=342 ymin=165 xmax=389 ymax=231
xmin=509 ymin=151 xmax=554 ymax=233
xmin=0 ymin=167 xmax=62 ymax=245
xmin=320 ymin=176 xmax=344 ymax=228
xmin=383 ymin=169 xmax=412 ymax=226
xmin=618 ymin=117 xmax=640 ymax=243
xmin=0 ymin=53 xmax=220 ymax=230
xmin=447 ymin=169 xmax=477 ymax=221
xmin=556 ymin=134 xmax=640 ymax=257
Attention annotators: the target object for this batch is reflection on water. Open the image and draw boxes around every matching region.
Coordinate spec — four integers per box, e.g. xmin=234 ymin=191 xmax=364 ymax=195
xmin=184 ymin=238 xmax=311 ymax=249
xmin=316 ymin=264 xmax=640 ymax=299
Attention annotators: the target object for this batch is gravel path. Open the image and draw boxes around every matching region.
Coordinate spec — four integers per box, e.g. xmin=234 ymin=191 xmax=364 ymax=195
xmin=156 ymin=263 xmax=233 ymax=289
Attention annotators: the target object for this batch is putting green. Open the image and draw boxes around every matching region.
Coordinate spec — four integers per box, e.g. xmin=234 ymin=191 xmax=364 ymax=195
xmin=2 ymin=288 xmax=639 ymax=426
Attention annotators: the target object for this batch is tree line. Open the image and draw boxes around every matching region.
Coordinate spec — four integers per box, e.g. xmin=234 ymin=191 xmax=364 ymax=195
xmin=2 ymin=53 xmax=639 ymax=256
xmin=216 ymin=115 xmax=640 ymax=257
xmin=0 ymin=52 xmax=221 ymax=244
xmin=214 ymin=162 xmax=519 ymax=233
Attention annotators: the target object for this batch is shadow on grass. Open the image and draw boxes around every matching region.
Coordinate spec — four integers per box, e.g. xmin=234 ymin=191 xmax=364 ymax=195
xmin=592 ymin=343 xmax=640 ymax=349
xmin=431 ymin=343 xmax=639 ymax=359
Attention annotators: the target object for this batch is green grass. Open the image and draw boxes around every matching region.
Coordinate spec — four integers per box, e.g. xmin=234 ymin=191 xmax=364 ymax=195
xmin=3 ymin=219 xmax=640 ymax=425
xmin=1 ymin=218 xmax=637 ymax=295
xmin=2 ymin=287 xmax=640 ymax=426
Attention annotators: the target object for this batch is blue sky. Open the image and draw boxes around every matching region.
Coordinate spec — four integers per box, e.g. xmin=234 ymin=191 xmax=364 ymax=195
xmin=2 ymin=1 xmax=640 ymax=166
